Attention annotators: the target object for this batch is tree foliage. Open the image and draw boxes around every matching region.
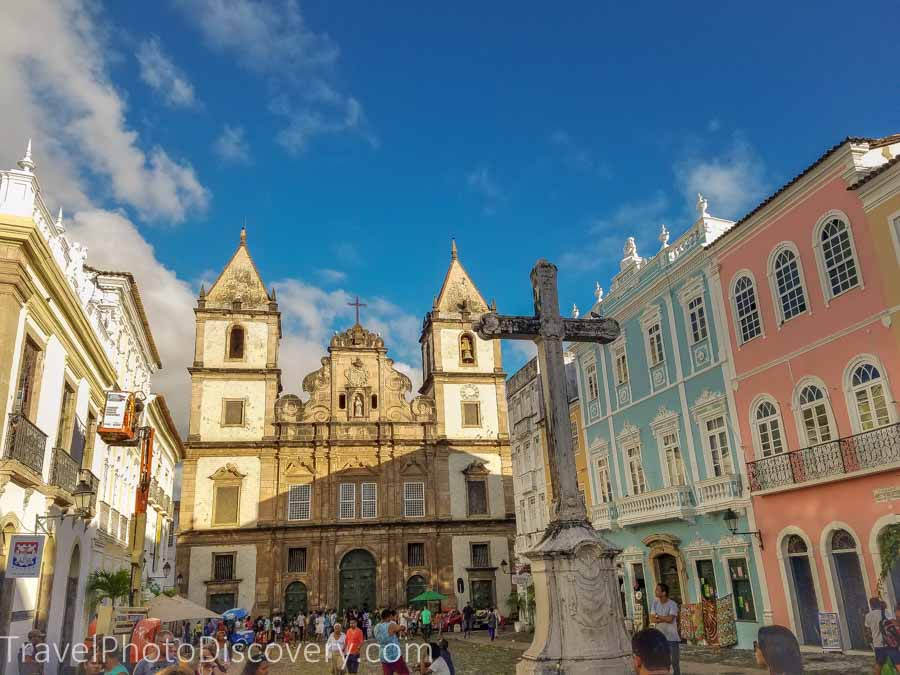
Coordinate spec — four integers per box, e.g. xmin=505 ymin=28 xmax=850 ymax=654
xmin=86 ymin=569 xmax=131 ymax=605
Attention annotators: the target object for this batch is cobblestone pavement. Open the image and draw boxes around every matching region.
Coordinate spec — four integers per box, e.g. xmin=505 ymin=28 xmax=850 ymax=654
xmin=263 ymin=630 xmax=875 ymax=674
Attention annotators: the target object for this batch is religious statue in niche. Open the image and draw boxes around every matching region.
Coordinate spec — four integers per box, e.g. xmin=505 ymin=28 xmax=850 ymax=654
xmin=353 ymin=393 xmax=364 ymax=417
xmin=460 ymin=334 xmax=475 ymax=365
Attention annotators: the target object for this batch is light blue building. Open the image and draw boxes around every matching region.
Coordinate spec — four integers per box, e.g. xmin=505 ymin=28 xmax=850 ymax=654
xmin=570 ymin=197 xmax=768 ymax=649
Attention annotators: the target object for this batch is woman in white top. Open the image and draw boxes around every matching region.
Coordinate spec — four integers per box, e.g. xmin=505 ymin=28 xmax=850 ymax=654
xmin=326 ymin=623 xmax=347 ymax=674
xmin=316 ymin=613 xmax=326 ymax=642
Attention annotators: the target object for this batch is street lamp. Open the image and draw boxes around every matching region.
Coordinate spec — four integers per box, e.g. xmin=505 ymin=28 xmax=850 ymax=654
xmin=500 ymin=560 xmax=514 ymax=576
xmin=35 ymin=480 xmax=97 ymax=533
xmin=723 ymin=508 xmax=764 ymax=550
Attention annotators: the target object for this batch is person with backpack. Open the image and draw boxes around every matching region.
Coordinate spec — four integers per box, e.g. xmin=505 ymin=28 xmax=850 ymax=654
xmin=866 ymin=597 xmax=899 ymax=674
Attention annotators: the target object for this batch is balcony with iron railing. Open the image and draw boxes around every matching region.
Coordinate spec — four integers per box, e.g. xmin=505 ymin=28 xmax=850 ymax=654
xmin=616 ymin=484 xmax=696 ymax=527
xmin=747 ymin=422 xmax=900 ymax=494
xmin=49 ymin=448 xmax=79 ymax=498
xmin=79 ymin=468 xmax=100 ymax=516
xmin=2 ymin=414 xmax=47 ymax=483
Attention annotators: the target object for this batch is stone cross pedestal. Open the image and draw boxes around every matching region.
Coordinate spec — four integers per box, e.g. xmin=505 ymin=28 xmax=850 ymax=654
xmin=475 ymin=260 xmax=632 ymax=674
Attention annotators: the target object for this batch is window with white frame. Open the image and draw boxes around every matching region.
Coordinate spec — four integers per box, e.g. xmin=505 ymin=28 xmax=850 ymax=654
xmin=705 ymin=416 xmax=734 ymax=476
xmin=646 ymin=322 xmax=664 ymax=366
xmin=773 ymin=248 xmax=807 ymax=322
xmin=625 ymin=443 xmax=647 ymax=495
xmin=613 ymin=342 xmax=629 ymax=385
xmin=733 ymin=275 xmax=762 ymax=343
xmin=595 ymin=455 xmax=613 ymax=503
xmin=819 ymin=218 xmax=860 ymax=298
xmin=850 ymin=363 xmax=891 ymax=431
xmin=403 ymin=482 xmax=425 ymax=517
xmin=753 ymin=401 xmax=784 ymax=457
xmin=287 ymin=484 xmax=312 ymax=521
xmin=361 ymin=482 xmax=377 ymax=518
xmin=798 ymin=385 xmax=833 ymax=446
xmin=661 ymin=431 xmax=686 ymax=486
xmin=339 ymin=483 xmax=356 ymax=519
xmin=687 ymin=295 xmax=708 ymax=343
xmin=585 ymin=361 xmax=599 ymax=400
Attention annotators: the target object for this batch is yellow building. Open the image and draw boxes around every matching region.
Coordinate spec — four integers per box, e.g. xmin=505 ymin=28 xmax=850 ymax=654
xmin=849 ymin=142 xmax=900 ymax=349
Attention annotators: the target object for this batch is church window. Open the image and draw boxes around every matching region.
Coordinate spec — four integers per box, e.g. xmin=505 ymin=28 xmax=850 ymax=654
xmin=407 ymin=543 xmax=426 ymax=567
xmin=466 ymin=479 xmax=488 ymax=516
xmin=661 ymin=431 xmax=686 ymax=486
xmin=625 ymin=443 xmax=647 ymax=495
xmin=371 ymin=394 xmax=378 ymax=410
xmin=470 ymin=543 xmax=491 ymax=568
xmin=403 ymin=482 xmax=425 ymax=517
xmin=613 ymin=343 xmax=629 ymax=386
xmin=817 ymin=217 xmax=860 ymax=298
xmin=595 ymin=455 xmax=612 ymax=504
xmin=222 ymin=399 xmax=245 ymax=426
xmin=13 ymin=336 xmax=42 ymax=419
xmin=339 ymin=483 xmax=356 ymax=519
xmin=213 ymin=553 xmax=235 ymax=581
xmin=705 ymin=416 xmax=734 ymax=476
xmin=228 ymin=325 xmax=245 ymax=359
xmin=646 ymin=322 xmax=664 ymax=366
xmin=461 ymin=401 xmax=481 ymax=427
xmin=212 ymin=484 xmax=240 ymax=526
xmin=733 ymin=275 xmax=762 ymax=344
xmin=850 ymin=362 xmax=891 ymax=431
xmin=687 ymin=295 xmax=708 ymax=343
xmin=460 ymin=333 xmax=477 ymax=365
xmin=339 ymin=394 xmax=347 ymax=410
xmin=288 ymin=484 xmax=311 ymax=521
xmin=361 ymin=482 xmax=378 ymax=518
xmin=798 ymin=384 xmax=834 ymax=445
xmin=287 ymin=547 xmax=307 ymax=573
xmin=753 ymin=401 xmax=784 ymax=457
xmin=585 ymin=362 xmax=599 ymax=400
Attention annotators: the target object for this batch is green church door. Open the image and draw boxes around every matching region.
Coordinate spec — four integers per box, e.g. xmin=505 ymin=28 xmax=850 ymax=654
xmin=284 ymin=582 xmax=309 ymax=621
xmin=340 ymin=549 xmax=377 ymax=613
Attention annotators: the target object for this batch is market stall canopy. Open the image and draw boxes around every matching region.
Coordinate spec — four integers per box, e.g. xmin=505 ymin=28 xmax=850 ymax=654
xmin=223 ymin=608 xmax=249 ymax=621
xmin=146 ymin=595 xmax=221 ymax=622
xmin=410 ymin=590 xmax=448 ymax=602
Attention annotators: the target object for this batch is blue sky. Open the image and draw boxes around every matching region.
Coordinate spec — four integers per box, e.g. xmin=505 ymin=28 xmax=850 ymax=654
xmin=1 ymin=1 xmax=898 ymax=428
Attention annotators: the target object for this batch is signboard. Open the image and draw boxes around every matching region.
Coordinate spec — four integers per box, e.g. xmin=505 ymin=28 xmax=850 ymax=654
xmin=817 ymin=612 xmax=843 ymax=652
xmin=113 ymin=607 xmax=149 ymax=635
xmin=102 ymin=391 xmax=130 ymax=429
xmin=512 ymin=573 xmax=532 ymax=587
xmin=6 ymin=535 xmax=45 ymax=578
xmin=874 ymin=486 xmax=900 ymax=503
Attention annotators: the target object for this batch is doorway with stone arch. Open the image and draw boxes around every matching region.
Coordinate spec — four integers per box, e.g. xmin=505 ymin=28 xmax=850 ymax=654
xmin=60 ymin=544 xmax=82 ymax=663
xmin=406 ymin=575 xmax=427 ymax=607
xmin=825 ymin=528 xmax=869 ymax=651
xmin=644 ymin=534 xmax=687 ymax=605
xmin=284 ymin=581 xmax=309 ymax=621
xmin=782 ymin=534 xmax=820 ymax=646
xmin=339 ymin=549 xmax=376 ymax=613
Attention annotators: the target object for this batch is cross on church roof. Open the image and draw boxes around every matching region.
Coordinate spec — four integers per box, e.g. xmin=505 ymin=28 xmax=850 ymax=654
xmin=348 ymin=295 xmax=367 ymax=325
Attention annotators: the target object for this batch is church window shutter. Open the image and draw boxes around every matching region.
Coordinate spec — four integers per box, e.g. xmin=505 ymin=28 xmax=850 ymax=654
xmin=288 ymin=484 xmax=311 ymax=521
xmin=213 ymin=485 xmax=240 ymax=526
xmin=339 ymin=483 xmax=356 ymax=519
xmin=287 ymin=547 xmax=307 ymax=573
xmin=403 ymin=482 xmax=425 ymax=517
xmin=466 ymin=480 xmax=488 ymax=515
xmin=407 ymin=543 xmax=425 ymax=567
xmin=461 ymin=401 xmax=481 ymax=427
xmin=361 ymin=482 xmax=377 ymax=518
xmin=222 ymin=399 xmax=245 ymax=426
xmin=228 ymin=325 xmax=245 ymax=359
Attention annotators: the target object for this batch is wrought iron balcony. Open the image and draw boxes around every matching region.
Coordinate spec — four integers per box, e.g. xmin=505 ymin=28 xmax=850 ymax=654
xmin=747 ymin=422 xmax=900 ymax=493
xmin=590 ymin=501 xmax=618 ymax=530
xmin=616 ymin=485 xmax=695 ymax=527
xmin=79 ymin=469 xmax=100 ymax=515
xmin=694 ymin=474 xmax=743 ymax=512
xmin=2 ymin=413 xmax=47 ymax=479
xmin=49 ymin=448 xmax=79 ymax=494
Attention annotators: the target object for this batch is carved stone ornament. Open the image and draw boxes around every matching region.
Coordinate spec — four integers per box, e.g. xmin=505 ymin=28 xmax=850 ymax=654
xmin=345 ymin=357 xmax=368 ymax=387
xmin=209 ymin=463 xmax=247 ymax=481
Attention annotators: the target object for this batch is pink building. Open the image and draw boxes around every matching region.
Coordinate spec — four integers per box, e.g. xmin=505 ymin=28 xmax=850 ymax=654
xmin=709 ymin=136 xmax=900 ymax=651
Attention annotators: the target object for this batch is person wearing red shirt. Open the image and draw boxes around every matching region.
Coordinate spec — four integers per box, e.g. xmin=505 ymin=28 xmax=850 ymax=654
xmin=344 ymin=617 xmax=365 ymax=674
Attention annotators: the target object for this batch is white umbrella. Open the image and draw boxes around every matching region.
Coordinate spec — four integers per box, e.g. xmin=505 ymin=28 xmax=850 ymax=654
xmin=147 ymin=595 xmax=222 ymax=623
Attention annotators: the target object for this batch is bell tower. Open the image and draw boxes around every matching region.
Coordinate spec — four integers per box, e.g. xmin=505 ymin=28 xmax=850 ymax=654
xmin=188 ymin=227 xmax=281 ymax=443
xmin=420 ymin=240 xmax=508 ymax=441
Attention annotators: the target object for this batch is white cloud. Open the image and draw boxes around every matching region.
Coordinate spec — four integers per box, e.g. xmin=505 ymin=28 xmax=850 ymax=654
xmin=175 ymin=0 xmax=374 ymax=152
xmin=317 ymin=268 xmax=347 ymax=284
xmin=467 ymin=165 xmax=504 ymax=215
xmin=0 ymin=1 xmax=209 ymax=223
xmin=549 ymin=128 xmax=610 ymax=177
xmin=213 ymin=125 xmax=251 ymax=164
xmin=675 ymin=134 xmax=768 ymax=219
xmin=136 ymin=36 xmax=197 ymax=108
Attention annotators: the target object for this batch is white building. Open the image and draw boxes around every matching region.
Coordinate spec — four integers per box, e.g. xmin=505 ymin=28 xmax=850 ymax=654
xmin=0 ymin=142 xmax=181 ymax=674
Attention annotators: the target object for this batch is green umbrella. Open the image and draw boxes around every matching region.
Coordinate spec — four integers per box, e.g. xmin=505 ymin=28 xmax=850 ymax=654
xmin=410 ymin=590 xmax=447 ymax=603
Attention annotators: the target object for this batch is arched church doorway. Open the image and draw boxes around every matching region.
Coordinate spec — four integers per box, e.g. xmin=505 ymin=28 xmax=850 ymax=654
xmin=653 ymin=553 xmax=683 ymax=605
xmin=284 ymin=582 xmax=308 ymax=621
xmin=60 ymin=544 xmax=81 ymax=661
xmin=340 ymin=549 xmax=376 ymax=613
xmin=406 ymin=575 xmax=427 ymax=607
xmin=828 ymin=529 xmax=868 ymax=650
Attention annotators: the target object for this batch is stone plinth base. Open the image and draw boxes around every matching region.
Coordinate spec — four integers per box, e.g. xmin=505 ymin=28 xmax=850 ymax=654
xmin=516 ymin=519 xmax=632 ymax=674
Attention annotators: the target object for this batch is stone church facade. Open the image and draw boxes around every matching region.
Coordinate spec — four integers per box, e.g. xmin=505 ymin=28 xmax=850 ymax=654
xmin=176 ymin=233 xmax=515 ymax=617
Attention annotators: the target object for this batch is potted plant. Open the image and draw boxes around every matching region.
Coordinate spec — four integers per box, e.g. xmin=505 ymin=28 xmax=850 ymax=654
xmin=505 ymin=592 xmax=521 ymax=632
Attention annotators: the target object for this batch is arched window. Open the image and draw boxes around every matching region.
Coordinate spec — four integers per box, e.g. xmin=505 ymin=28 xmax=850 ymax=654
xmin=798 ymin=385 xmax=834 ymax=446
xmin=850 ymin=363 xmax=891 ymax=431
xmin=786 ymin=534 xmax=808 ymax=555
xmin=459 ymin=333 xmax=476 ymax=365
xmin=819 ymin=218 xmax=860 ymax=298
xmin=228 ymin=325 xmax=245 ymax=359
xmin=733 ymin=275 xmax=762 ymax=344
xmin=754 ymin=400 xmax=784 ymax=457
xmin=773 ymin=248 xmax=807 ymax=322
